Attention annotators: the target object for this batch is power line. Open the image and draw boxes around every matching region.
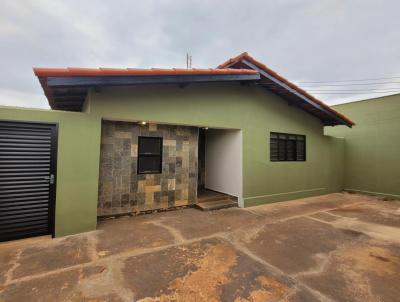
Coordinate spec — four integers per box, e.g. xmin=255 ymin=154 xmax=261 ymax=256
xmin=297 ymin=76 xmax=400 ymax=83
xmin=310 ymin=91 xmax=400 ymax=94
xmin=298 ymin=81 xmax=400 ymax=87
xmin=258 ymin=80 xmax=400 ymax=94
xmin=261 ymin=81 xmax=400 ymax=87
xmin=307 ymin=88 xmax=400 ymax=92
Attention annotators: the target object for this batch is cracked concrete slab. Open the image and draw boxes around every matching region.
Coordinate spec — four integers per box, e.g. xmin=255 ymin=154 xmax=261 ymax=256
xmin=299 ymin=238 xmax=400 ymax=302
xmin=0 ymin=249 xmax=18 ymax=285
xmin=11 ymin=236 xmax=92 ymax=280
xmin=96 ymin=215 xmax=177 ymax=255
xmin=244 ymin=193 xmax=366 ymax=222
xmin=0 ymin=192 xmax=399 ymax=302
xmin=309 ymin=215 xmax=400 ymax=245
xmin=328 ymin=200 xmax=400 ymax=228
xmin=242 ymin=216 xmax=367 ymax=274
xmin=121 ymin=237 xmax=309 ymax=302
xmin=0 ymin=264 xmax=118 ymax=302
xmin=150 ymin=207 xmax=266 ymax=240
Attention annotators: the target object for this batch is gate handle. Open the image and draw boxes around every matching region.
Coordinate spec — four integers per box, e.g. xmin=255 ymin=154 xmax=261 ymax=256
xmin=44 ymin=174 xmax=55 ymax=184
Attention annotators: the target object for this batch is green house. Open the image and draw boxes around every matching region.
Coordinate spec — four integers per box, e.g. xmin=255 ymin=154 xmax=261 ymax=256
xmin=0 ymin=52 xmax=356 ymax=241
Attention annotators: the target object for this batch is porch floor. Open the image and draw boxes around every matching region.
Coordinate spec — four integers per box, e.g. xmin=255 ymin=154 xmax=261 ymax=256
xmin=197 ymin=189 xmax=234 ymax=202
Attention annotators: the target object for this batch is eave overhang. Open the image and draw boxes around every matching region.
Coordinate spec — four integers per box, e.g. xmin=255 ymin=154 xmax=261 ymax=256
xmin=34 ymin=68 xmax=260 ymax=111
xmin=218 ymin=52 xmax=355 ymax=127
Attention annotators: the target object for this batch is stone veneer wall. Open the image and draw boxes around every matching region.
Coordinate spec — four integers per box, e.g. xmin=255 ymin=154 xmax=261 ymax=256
xmin=98 ymin=121 xmax=198 ymax=215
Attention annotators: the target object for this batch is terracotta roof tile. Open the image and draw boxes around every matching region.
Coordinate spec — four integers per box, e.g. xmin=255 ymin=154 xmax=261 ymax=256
xmin=33 ymin=67 xmax=258 ymax=77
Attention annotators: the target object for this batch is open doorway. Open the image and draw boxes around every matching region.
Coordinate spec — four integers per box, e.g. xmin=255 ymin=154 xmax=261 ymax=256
xmin=197 ymin=128 xmax=243 ymax=209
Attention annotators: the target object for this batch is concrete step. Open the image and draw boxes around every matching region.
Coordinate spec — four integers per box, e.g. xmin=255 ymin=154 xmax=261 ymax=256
xmin=195 ymin=199 xmax=238 ymax=211
xmin=197 ymin=195 xmax=231 ymax=203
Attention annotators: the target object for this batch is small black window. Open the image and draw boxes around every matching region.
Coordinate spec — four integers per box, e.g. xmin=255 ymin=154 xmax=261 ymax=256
xmin=270 ymin=132 xmax=306 ymax=161
xmin=138 ymin=137 xmax=163 ymax=174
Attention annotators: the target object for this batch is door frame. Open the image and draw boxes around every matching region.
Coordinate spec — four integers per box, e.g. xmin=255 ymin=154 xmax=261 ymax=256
xmin=0 ymin=119 xmax=59 ymax=239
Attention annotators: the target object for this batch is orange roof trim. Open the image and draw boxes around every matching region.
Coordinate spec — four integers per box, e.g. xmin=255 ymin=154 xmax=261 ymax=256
xmin=218 ymin=52 xmax=355 ymax=126
xmin=33 ymin=67 xmax=258 ymax=77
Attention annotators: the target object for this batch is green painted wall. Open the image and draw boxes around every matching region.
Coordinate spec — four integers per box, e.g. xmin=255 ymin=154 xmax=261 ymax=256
xmin=0 ymin=83 xmax=346 ymax=237
xmin=89 ymin=83 xmax=345 ymax=207
xmin=325 ymin=94 xmax=400 ymax=198
xmin=0 ymin=106 xmax=101 ymax=236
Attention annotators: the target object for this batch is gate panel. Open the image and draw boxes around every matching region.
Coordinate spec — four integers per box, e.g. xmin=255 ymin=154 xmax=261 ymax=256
xmin=0 ymin=120 xmax=57 ymax=241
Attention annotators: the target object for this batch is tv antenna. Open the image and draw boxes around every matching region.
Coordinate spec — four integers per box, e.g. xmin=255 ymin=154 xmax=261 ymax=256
xmin=186 ymin=53 xmax=192 ymax=69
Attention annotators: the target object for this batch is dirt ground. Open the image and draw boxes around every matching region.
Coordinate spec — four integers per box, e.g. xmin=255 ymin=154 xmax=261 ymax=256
xmin=1 ymin=192 xmax=400 ymax=302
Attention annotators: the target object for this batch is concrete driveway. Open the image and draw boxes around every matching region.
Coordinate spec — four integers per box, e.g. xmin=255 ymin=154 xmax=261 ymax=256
xmin=1 ymin=192 xmax=399 ymax=302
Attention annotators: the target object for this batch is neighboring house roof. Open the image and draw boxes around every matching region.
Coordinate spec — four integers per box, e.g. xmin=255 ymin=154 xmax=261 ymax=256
xmin=33 ymin=52 xmax=354 ymax=127
xmin=218 ymin=52 xmax=354 ymax=127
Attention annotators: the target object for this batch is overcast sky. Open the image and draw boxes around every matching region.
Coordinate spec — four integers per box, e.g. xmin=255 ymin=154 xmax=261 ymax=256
xmin=1 ymin=0 xmax=399 ymax=109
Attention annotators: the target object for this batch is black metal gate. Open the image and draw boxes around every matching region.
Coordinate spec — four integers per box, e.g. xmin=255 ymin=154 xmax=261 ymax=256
xmin=0 ymin=120 xmax=58 ymax=242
